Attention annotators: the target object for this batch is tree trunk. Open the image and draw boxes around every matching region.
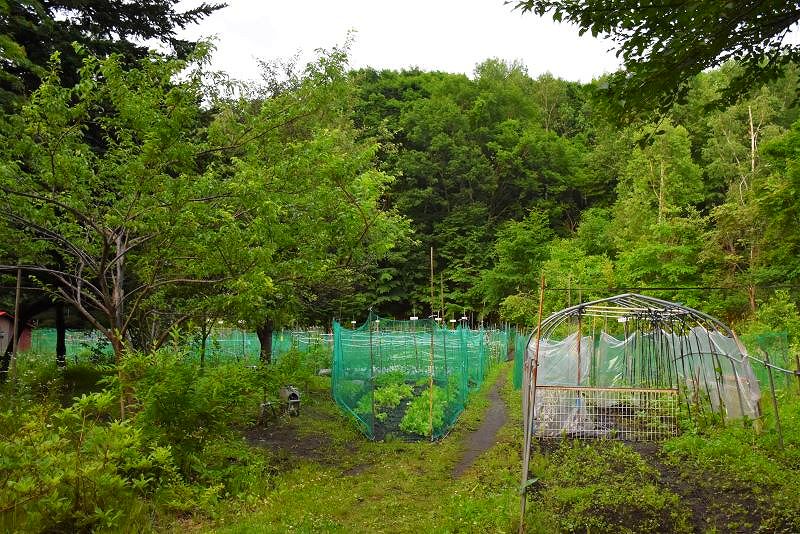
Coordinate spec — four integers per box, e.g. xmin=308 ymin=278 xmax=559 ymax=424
xmin=55 ymin=301 xmax=66 ymax=368
xmin=10 ymin=267 xmax=21 ymax=383
xmin=748 ymin=284 xmax=757 ymax=314
xmin=257 ymin=321 xmax=274 ymax=364
xmin=199 ymin=316 xmax=210 ymax=368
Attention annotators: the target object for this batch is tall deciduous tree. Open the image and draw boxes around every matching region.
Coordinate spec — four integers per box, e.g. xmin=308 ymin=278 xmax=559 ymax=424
xmin=192 ymin=45 xmax=408 ymax=361
xmin=0 ymin=49 xmax=229 ymax=365
xmin=0 ymin=45 xmax=408 ymax=375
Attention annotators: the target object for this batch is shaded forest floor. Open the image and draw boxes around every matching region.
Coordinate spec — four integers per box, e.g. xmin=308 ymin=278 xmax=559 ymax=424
xmin=195 ymin=363 xmax=800 ymax=533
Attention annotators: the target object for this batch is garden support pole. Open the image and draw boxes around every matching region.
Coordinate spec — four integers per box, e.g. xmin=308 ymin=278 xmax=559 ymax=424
xmin=519 ymin=274 xmax=545 ymax=534
xmin=429 ymin=247 xmax=435 ymax=439
xmin=369 ymin=317 xmax=376 ymax=437
xmin=795 ymin=353 xmax=800 ymax=396
xmin=764 ymin=353 xmax=784 ymax=450
xmin=576 ymin=313 xmax=582 ymax=385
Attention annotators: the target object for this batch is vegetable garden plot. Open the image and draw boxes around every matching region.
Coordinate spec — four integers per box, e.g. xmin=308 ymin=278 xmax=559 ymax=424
xmin=332 ymin=314 xmax=509 ymax=440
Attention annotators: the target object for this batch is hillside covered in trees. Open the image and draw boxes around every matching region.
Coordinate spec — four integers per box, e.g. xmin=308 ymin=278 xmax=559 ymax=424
xmin=348 ymin=59 xmax=800 ymax=334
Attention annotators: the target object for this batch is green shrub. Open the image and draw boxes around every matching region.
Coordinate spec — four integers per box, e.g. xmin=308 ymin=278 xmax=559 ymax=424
xmin=1 ymin=347 xmax=298 ymax=529
xmin=260 ymin=348 xmax=320 ymax=399
xmin=0 ymin=391 xmax=178 ymax=532
xmin=125 ymin=351 xmax=260 ymax=477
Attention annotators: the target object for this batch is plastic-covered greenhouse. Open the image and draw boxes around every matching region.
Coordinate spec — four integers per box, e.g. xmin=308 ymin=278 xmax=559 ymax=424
xmin=333 ymin=314 xmax=508 ymax=440
xmin=518 ymin=294 xmax=762 ymax=442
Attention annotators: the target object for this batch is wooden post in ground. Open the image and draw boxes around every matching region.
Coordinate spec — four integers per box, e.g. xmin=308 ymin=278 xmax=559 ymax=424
xmin=764 ymin=353 xmax=784 ymax=450
xmin=794 ymin=353 xmax=800 ymax=396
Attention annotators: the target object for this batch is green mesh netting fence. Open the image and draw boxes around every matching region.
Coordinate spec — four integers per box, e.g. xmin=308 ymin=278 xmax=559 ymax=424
xmin=741 ymin=332 xmax=799 ymax=393
xmin=513 ymin=330 xmax=529 ymax=390
xmin=332 ymin=313 xmax=509 ymax=441
xmin=25 ymin=327 xmax=329 ymax=365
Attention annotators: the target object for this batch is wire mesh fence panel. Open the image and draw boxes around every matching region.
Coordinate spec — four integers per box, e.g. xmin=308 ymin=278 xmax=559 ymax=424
xmin=532 ymin=386 xmax=680 ymax=441
xmin=27 ymin=329 xmax=115 ymax=364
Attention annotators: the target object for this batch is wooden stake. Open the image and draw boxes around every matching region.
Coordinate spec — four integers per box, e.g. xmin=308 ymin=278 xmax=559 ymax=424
xmin=440 ymin=273 xmax=444 ymax=321
xmin=519 ymin=274 xmax=545 ymax=534
xmin=764 ymin=353 xmax=784 ymax=450
xmin=795 ymin=353 xmax=800 ymax=396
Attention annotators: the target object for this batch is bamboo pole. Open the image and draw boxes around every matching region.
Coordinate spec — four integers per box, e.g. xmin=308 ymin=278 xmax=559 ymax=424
xmin=518 ymin=274 xmax=545 ymax=534
xmin=369 ymin=314 xmax=376 ymax=436
xmin=429 ymin=247 xmax=435 ymax=439
xmin=440 ymin=273 xmax=444 ymax=321
xmin=440 ymin=273 xmax=448 ymax=379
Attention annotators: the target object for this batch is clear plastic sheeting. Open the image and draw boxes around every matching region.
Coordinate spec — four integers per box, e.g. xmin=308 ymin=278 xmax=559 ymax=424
xmin=527 ymin=333 xmax=592 ymax=386
xmin=526 ymin=328 xmax=761 ymax=421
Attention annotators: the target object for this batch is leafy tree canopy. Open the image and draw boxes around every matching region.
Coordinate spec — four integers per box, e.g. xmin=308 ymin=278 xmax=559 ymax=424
xmin=513 ymin=0 xmax=800 ymax=120
xmin=0 ymin=0 xmax=224 ymax=107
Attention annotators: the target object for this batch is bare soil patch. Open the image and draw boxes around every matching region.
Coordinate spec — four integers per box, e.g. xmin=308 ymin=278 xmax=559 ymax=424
xmin=632 ymin=442 xmax=765 ymax=533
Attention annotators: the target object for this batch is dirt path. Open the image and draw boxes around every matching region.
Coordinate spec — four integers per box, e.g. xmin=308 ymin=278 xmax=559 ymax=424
xmin=452 ymin=367 xmax=509 ymax=477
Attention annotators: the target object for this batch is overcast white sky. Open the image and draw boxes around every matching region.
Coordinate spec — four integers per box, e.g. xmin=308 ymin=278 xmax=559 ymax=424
xmin=176 ymin=0 xmax=622 ymax=83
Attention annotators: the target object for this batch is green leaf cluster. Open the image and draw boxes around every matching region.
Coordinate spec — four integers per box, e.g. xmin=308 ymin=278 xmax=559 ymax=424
xmin=399 ymin=385 xmax=447 ymax=436
xmin=0 ymin=391 xmax=180 ymax=532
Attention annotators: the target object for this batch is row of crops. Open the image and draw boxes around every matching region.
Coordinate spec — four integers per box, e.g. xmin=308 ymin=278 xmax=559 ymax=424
xmin=332 ymin=314 xmax=512 ymax=440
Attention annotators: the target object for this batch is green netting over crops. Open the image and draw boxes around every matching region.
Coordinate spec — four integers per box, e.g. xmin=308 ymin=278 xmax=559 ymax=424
xmin=332 ymin=313 xmax=508 ymax=441
xmin=25 ymin=327 xmax=328 ymax=365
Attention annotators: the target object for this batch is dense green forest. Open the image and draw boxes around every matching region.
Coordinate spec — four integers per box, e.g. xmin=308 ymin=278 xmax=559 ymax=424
xmin=349 ymin=59 xmax=800 ymax=333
